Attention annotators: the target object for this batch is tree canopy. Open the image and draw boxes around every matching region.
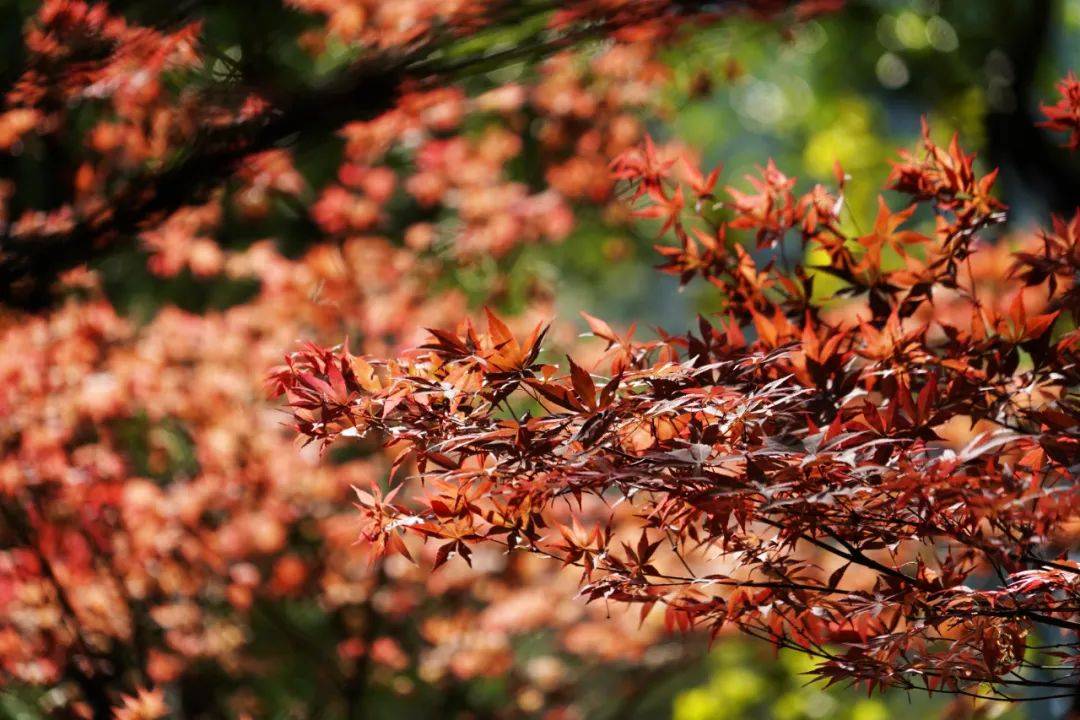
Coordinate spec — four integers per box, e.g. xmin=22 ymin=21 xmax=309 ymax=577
xmin=1 ymin=1 xmax=1079 ymax=718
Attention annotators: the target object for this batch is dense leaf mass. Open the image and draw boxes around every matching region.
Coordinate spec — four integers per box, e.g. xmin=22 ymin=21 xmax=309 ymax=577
xmin=5 ymin=0 xmax=1080 ymax=716
xmin=282 ymin=120 xmax=1080 ymax=700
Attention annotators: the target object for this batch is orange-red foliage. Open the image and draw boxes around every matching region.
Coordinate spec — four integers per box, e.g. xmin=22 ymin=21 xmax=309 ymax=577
xmin=1041 ymin=72 xmax=1080 ymax=151
xmin=0 ymin=0 xmax=831 ymax=305
xmin=283 ymin=113 xmax=1080 ymax=700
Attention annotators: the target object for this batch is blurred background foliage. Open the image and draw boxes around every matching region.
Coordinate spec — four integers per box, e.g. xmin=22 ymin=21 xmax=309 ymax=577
xmin=675 ymin=640 xmax=973 ymax=720
xmin=672 ymin=637 xmax=1039 ymax=720
xmin=0 ymin=0 xmax=1077 ymax=717
xmin=2 ymin=0 xmax=1076 ymax=327
xmin=537 ymin=0 xmax=1080 ymax=333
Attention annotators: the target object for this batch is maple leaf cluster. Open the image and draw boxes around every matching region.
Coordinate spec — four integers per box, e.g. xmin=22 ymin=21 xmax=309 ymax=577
xmin=1041 ymin=72 xmax=1080 ymax=152
xmin=282 ymin=100 xmax=1080 ymax=700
